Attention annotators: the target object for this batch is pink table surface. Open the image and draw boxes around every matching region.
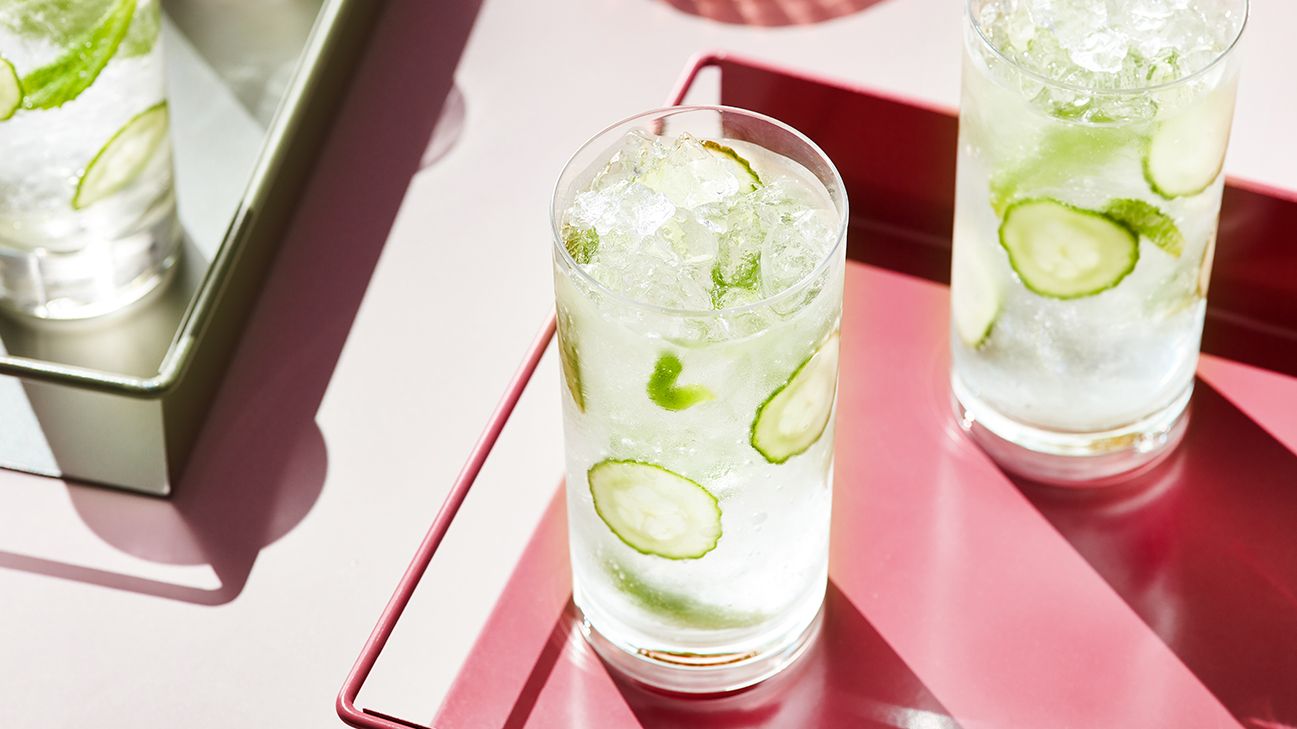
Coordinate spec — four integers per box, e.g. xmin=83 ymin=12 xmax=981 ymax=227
xmin=348 ymin=50 xmax=1297 ymax=729
xmin=431 ymin=260 xmax=1297 ymax=729
xmin=4 ymin=1 xmax=1297 ymax=727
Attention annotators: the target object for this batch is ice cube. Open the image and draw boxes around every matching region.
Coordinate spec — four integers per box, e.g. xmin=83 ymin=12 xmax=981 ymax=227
xmin=635 ymin=133 xmax=749 ymax=209
xmin=1069 ymin=28 xmax=1128 ymax=73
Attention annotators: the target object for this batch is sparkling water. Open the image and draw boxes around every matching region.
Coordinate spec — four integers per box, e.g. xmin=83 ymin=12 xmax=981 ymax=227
xmin=555 ymin=128 xmax=844 ymax=679
xmin=952 ymin=0 xmax=1244 ymax=449
xmin=0 ymin=0 xmax=178 ymax=318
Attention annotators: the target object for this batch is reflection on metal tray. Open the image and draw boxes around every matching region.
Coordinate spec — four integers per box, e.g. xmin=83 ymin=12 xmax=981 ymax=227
xmin=0 ymin=0 xmax=381 ymax=494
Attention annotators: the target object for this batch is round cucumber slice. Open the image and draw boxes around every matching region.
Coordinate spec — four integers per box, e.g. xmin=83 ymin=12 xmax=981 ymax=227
xmin=999 ymin=199 xmax=1139 ymax=300
xmin=1199 ymin=233 xmax=1216 ymax=298
xmin=0 ymin=58 xmax=19 ymax=121
xmin=74 ymin=102 xmax=169 ymax=210
xmin=640 ymin=137 xmax=762 ymax=205
xmin=951 ymin=219 xmax=1002 ymax=348
xmin=1103 ymin=198 xmax=1184 ymax=257
xmin=588 ymin=460 xmax=721 ymax=560
xmin=1144 ymin=98 xmax=1234 ymax=199
xmin=702 ymin=140 xmax=761 ymax=192
xmin=751 ymin=334 xmax=839 ymax=464
xmin=604 ymin=559 xmax=765 ymax=628
xmin=556 ymin=306 xmax=584 ymax=411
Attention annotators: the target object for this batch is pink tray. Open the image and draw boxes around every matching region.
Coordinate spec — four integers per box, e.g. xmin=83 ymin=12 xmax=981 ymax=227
xmin=338 ymin=53 xmax=1297 ymax=728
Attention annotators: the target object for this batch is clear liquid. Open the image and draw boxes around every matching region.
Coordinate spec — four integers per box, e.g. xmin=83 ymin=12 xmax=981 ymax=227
xmin=557 ymin=136 xmax=843 ymax=662
xmin=952 ymin=5 xmax=1239 ymax=435
xmin=0 ymin=0 xmax=179 ymax=318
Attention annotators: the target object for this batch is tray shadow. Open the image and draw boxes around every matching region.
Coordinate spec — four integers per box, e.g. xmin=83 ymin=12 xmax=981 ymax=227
xmin=503 ymin=584 xmax=957 ymax=729
xmin=1010 ymin=379 xmax=1297 ymax=726
xmin=0 ymin=0 xmax=473 ymax=605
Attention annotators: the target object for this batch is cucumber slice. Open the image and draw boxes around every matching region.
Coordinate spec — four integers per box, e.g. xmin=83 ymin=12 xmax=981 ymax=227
xmin=989 ymin=124 xmax=1142 ymax=216
xmin=647 ymin=352 xmax=714 ymax=411
xmin=556 ymin=305 xmax=584 ymax=411
xmin=120 ymin=0 xmax=162 ymax=58
xmin=640 ymin=137 xmax=761 ymax=205
xmin=1198 ymin=233 xmax=1216 ymax=298
xmin=604 ymin=560 xmax=766 ymax=629
xmin=951 ymin=220 xmax=1002 ymax=348
xmin=1103 ymin=199 xmax=1184 ymax=257
xmin=74 ymin=102 xmax=169 ymax=210
xmin=0 ymin=58 xmax=19 ymax=121
xmin=702 ymin=140 xmax=761 ymax=192
xmin=1144 ymin=98 xmax=1234 ymax=199
xmin=20 ymin=0 xmax=135 ymax=110
xmin=999 ymin=199 xmax=1139 ymax=300
xmin=588 ymin=460 xmax=721 ymax=560
xmin=751 ymin=335 xmax=839 ymax=464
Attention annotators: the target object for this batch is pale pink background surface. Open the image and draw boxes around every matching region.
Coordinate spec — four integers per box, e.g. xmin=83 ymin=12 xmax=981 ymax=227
xmin=2 ymin=1 xmax=1295 ymax=727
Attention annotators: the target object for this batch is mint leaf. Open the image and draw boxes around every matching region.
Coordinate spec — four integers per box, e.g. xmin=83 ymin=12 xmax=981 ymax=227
xmin=647 ymin=352 xmax=714 ymax=411
xmin=561 ymin=224 xmax=599 ymax=264
xmin=20 ymin=0 xmax=135 ymax=110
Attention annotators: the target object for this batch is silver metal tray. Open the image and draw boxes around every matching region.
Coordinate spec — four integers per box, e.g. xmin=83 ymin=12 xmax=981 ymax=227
xmin=0 ymin=0 xmax=380 ymax=495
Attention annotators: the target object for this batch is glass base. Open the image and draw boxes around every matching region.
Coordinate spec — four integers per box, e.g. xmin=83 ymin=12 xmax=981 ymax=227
xmin=952 ymin=374 xmax=1191 ymax=487
xmin=577 ymin=601 xmax=823 ymax=695
xmin=0 ymin=202 xmax=181 ymax=321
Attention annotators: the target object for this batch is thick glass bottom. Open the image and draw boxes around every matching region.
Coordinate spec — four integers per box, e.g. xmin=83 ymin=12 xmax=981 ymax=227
xmin=952 ymin=373 xmax=1191 ymax=486
xmin=0 ymin=201 xmax=181 ymax=320
xmin=576 ymin=593 xmax=824 ymax=695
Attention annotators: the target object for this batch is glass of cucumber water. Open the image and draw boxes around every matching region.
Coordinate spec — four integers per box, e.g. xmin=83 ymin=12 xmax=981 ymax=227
xmin=952 ymin=0 xmax=1247 ymax=483
xmin=0 ymin=0 xmax=179 ymax=319
xmin=552 ymin=106 xmax=847 ymax=693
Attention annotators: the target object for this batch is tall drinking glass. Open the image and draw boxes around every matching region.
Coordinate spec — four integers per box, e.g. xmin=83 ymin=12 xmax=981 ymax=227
xmin=551 ymin=107 xmax=847 ymax=692
xmin=951 ymin=0 xmax=1247 ymax=483
xmin=0 ymin=0 xmax=179 ymax=319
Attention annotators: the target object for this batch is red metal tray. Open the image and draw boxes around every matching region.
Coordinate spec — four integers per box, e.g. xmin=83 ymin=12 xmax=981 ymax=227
xmin=338 ymin=53 xmax=1297 ymax=729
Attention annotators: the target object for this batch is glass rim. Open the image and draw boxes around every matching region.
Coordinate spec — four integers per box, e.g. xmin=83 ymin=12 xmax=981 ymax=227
xmin=965 ymin=0 xmax=1249 ymax=97
xmin=549 ymin=104 xmax=849 ymax=319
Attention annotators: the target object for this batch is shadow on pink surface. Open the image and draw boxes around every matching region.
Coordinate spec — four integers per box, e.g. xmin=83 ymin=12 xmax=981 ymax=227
xmin=0 ymin=0 xmax=482 ymax=605
xmin=493 ymin=588 xmax=956 ymax=729
xmin=427 ymin=485 xmax=956 ymax=729
xmin=1013 ymin=380 xmax=1297 ymax=727
xmin=606 ymin=584 xmax=957 ymax=729
xmin=659 ymin=0 xmax=889 ymax=26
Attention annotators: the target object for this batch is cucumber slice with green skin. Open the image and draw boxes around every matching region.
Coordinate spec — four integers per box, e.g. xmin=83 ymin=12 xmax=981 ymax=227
xmin=0 ymin=58 xmax=19 ymax=121
xmin=951 ymin=220 xmax=1002 ymax=349
xmin=589 ymin=460 xmax=721 ymax=560
xmin=1144 ymin=97 xmax=1234 ymax=199
xmin=647 ymin=352 xmax=714 ymax=411
xmin=751 ymin=334 xmax=839 ymax=464
xmin=604 ymin=560 xmax=766 ymax=629
xmin=989 ymin=124 xmax=1142 ymax=217
xmin=1103 ymin=199 xmax=1184 ymax=257
xmin=701 ymin=140 xmax=761 ymax=192
xmin=21 ymin=0 xmax=135 ymax=111
xmin=556 ymin=305 xmax=584 ymax=411
xmin=74 ymin=102 xmax=169 ymax=210
xmin=120 ymin=0 xmax=162 ymax=58
xmin=1198 ymin=233 xmax=1216 ymax=298
xmin=999 ymin=199 xmax=1139 ymax=300
xmin=640 ymin=138 xmax=762 ymax=206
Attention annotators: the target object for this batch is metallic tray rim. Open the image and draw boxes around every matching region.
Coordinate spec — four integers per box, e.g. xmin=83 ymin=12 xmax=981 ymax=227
xmin=0 ymin=0 xmax=354 ymax=399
